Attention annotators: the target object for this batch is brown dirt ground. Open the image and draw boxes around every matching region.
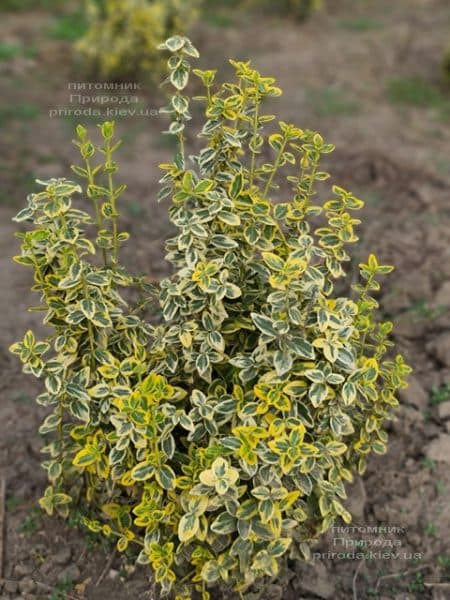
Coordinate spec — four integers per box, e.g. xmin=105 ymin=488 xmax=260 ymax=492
xmin=1 ymin=0 xmax=450 ymax=598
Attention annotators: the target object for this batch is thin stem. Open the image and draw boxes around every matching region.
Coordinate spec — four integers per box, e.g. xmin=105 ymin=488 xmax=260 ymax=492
xmin=58 ymin=397 xmax=64 ymax=463
xmin=105 ymin=527 xmax=144 ymax=547
xmin=178 ymin=129 xmax=185 ymax=165
xmin=105 ymin=138 xmax=118 ymax=269
xmin=302 ymin=287 xmax=319 ymax=334
xmin=179 ymin=569 xmax=197 ymax=585
xmin=82 ymin=279 xmax=96 ymax=365
xmin=86 ymin=157 xmax=108 ymax=266
xmin=29 ymin=246 xmax=45 ymax=287
xmin=296 ymin=144 xmax=319 ymax=220
xmin=87 ymin=320 xmax=96 ymax=358
xmin=206 ymin=83 xmax=212 ymax=106
xmin=249 ymin=96 xmax=260 ymax=187
xmin=357 ymin=274 xmax=375 ymax=357
xmin=175 ymin=77 xmax=186 ymax=167
xmin=130 ymin=295 xmax=155 ymax=316
xmin=303 ymin=161 xmax=318 ymax=210
xmin=235 ymin=79 xmax=248 ymax=133
xmin=263 ymin=135 xmax=287 ymax=197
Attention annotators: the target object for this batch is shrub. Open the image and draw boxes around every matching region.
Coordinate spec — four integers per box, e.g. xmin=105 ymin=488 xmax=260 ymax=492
xmin=76 ymin=0 xmax=199 ymax=81
xmin=11 ymin=35 xmax=411 ymax=599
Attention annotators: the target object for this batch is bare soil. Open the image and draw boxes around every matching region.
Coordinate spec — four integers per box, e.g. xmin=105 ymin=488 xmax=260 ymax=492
xmin=1 ymin=1 xmax=450 ymax=598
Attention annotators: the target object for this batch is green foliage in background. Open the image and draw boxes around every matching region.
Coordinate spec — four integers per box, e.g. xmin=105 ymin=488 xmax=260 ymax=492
xmin=76 ymin=0 xmax=199 ymax=81
xmin=205 ymin=0 xmax=321 ymax=21
xmin=250 ymin=0 xmax=321 ymax=20
xmin=443 ymin=48 xmax=450 ymax=86
xmin=11 ymin=36 xmax=410 ymax=599
xmin=0 ymin=0 xmax=64 ymax=10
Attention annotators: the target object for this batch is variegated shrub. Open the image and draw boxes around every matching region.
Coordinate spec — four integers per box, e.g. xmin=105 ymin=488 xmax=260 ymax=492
xmin=10 ymin=36 xmax=411 ymax=599
xmin=76 ymin=0 xmax=200 ymax=80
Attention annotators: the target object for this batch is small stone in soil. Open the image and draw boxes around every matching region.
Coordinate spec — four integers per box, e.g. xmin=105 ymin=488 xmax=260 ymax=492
xmin=39 ymin=560 xmax=53 ymax=575
xmin=293 ymin=561 xmax=335 ymax=599
xmin=391 ymin=406 xmax=423 ymax=439
xmin=16 ymin=549 xmax=31 ymax=562
xmin=398 ymin=377 xmax=428 ymax=410
xmin=18 ymin=577 xmax=36 ymax=594
xmin=408 ymin=469 xmax=430 ymax=488
xmin=437 ymin=401 xmax=450 ymax=420
xmin=424 ymin=423 xmax=441 ymax=439
xmin=432 ymin=281 xmax=450 ymax=309
xmin=427 ymin=333 xmax=450 ymax=367
xmin=432 ymin=589 xmax=450 ymax=600
xmin=405 ymin=458 xmax=416 ymax=470
xmin=372 ymin=504 xmax=388 ymax=522
xmin=343 ymin=476 xmax=366 ymax=521
xmin=3 ymin=580 xmax=19 ymax=594
xmin=403 ymin=271 xmax=432 ymax=301
xmin=264 ymin=584 xmax=283 ymax=600
xmin=57 ymin=563 xmax=81 ymax=583
xmin=13 ymin=563 xmax=33 ymax=578
xmin=425 ymin=433 xmax=450 ymax=463
xmin=406 ymin=533 xmax=421 ymax=547
xmin=53 ymin=546 xmax=72 ymax=566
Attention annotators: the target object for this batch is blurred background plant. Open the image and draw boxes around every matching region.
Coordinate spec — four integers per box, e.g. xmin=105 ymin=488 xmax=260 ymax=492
xmin=76 ymin=0 xmax=201 ymax=81
xmin=74 ymin=0 xmax=321 ymax=82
